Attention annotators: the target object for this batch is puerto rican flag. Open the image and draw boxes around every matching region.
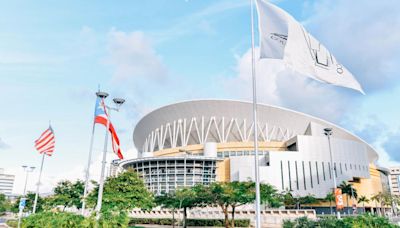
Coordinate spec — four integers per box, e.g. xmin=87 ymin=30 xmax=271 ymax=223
xmin=94 ymin=97 xmax=123 ymax=159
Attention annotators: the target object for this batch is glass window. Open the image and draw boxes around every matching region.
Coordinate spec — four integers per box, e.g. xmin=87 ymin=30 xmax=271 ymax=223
xmin=315 ymin=162 xmax=320 ymax=185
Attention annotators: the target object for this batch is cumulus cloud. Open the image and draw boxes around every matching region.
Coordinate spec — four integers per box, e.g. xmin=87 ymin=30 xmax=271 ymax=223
xmin=383 ymin=129 xmax=400 ymax=163
xmin=351 ymin=116 xmax=388 ymax=145
xmin=224 ymin=0 xmax=400 ymax=123
xmin=306 ymin=0 xmax=400 ymax=93
xmin=224 ymin=48 xmax=352 ymax=122
xmin=106 ymin=29 xmax=168 ymax=83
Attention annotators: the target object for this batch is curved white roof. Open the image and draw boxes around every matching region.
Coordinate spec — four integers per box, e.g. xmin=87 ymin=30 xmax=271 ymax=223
xmin=133 ymin=100 xmax=378 ymax=162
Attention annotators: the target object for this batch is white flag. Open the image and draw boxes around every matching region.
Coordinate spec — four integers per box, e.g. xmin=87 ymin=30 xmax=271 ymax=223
xmin=256 ymin=0 xmax=364 ymax=94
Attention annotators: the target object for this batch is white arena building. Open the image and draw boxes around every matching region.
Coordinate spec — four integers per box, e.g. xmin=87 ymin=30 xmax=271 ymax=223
xmin=119 ymin=100 xmax=389 ymax=211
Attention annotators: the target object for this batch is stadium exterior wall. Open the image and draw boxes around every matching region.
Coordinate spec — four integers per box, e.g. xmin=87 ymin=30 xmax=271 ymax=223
xmin=119 ymin=100 xmax=389 ymax=208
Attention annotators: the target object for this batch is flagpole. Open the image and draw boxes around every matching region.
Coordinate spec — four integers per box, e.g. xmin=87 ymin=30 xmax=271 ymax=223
xmin=250 ymin=0 xmax=261 ymax=227
xmin=32 ymin=153 xmax=45 ymax=214
xmin=81 ymin=122 xmax=96 ymax=215
xmin=95 ymin=101 xmax=111 ymax=216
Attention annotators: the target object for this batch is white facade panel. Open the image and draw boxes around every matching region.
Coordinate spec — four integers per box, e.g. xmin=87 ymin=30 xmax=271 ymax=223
xmin=228 ymin=135 xmax=370 ymax=198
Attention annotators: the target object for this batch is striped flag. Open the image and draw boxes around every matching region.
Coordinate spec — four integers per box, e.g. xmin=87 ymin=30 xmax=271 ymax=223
xmin=94 ymin=97 xmax=123 ymax=159
xmin=34 ymin=126 xmax=55 ymax=156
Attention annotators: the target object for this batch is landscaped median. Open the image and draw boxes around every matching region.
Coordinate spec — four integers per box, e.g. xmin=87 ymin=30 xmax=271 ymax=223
xmin=5 ymin=212 xmax=250 ymax=228
xmin=5 ymin=212 xmax=400 ymax=228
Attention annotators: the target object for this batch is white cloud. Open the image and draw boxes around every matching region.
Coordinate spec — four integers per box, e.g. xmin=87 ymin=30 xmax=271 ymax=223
xmin=11 ymin=152 xmax=120 ymax=195
xmin=306 ymin=0 xmax=400 ymax=92
xmin=105 ymin=30 xmax=168 ymax=83
xmin=224 ymin=47 xmax=351 ymax=122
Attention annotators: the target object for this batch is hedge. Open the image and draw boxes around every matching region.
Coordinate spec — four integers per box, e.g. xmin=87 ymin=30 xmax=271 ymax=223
xmin=283 ymin=214 xmax=399 ymax=228
xmin=129 ymin=218 xmax=250 ymax=227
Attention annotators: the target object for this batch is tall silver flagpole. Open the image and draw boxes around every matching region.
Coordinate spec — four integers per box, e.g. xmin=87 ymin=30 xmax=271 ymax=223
xmin=95 ymin=100 xmax=111 ymax=215
xmin=32 ymin=153 xmax=45 ymax=214
xmin=81 ymin=122 xmax=96 ymax=215
xmin=324 ymin=128 xmax=341 ymax=219
xmin=250 ymin=0 xmax=261 ymax=227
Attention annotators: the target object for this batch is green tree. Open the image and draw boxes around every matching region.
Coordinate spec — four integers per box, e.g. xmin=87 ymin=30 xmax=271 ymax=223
xmin=325 ymin=192 xmax=335 ymax=215
xmin=339 ymin=181 xmax=358 ymax=214
xmin=175 ymin=187 xmax=199 ymax=228
xmin=358 ymin=195 xmax=369 ymax=214
xmin=371 ymin=192 xmax=383 ymax=216
xmin=87 ymin=169 xmax=154 ymax=213
xmin=229 ymin=182 xmax=254 ymax=228
xmin=297 ymin=195 xmax=318 ymax=209
xmin=281 ymin=190 xmax=296 ymax=209
xmin=0 ymin=193 xmax=10 ymax=213
xmin=206 ymin=182 xmax=233 ymax=228
xmin=12 ymin=192 xmax=44 ymax=213
xmin=45 ymin=180 xmax=84 ymax=211
xmin=259 ymin=183 xmax=282 ymax=208
xmin=155 ymin=192 xmax=180 ymax=228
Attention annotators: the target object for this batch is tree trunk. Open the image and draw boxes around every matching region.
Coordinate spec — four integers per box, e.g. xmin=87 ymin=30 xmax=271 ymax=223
xmin=346 ymin=195 xmax=350 ymax=214
xmin=231 ymin=206 xmax=236 ymax=228
xmin=223 ymin=206 xmax=229 ymax=228
xmin=329 ymin=201 xmax=333 ymax=215
xmin=183 ymin=207 xmax=187 ymax=228
xmin=172 ymin=208 xmax=175 ymax=228
xmin=363 ymin=202 xmax=365 ymax=214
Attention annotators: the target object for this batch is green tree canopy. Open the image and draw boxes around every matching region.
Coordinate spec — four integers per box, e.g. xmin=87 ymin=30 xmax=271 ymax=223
xmin=44 ymin=180 xmax=84 ymax=211
xmin=12 ymin=192 xmax=44 ymax=213
xmin=0 ymin=193 xmax=10 ymax=213
xmin=87 ymin=169 xmax=154 ymax=213
xmin=259 ymin=183 xmax=282 ymax=208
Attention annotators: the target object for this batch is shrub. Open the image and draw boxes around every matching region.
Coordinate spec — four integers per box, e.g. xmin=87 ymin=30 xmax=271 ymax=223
xmin=21 ymin=211 xmax=89 ymax=228
xmin=129 ymin=218 xmax=250 ymax=227
xmin=282 ymin=219 xmax=296 ymax=228
xmin=283 ymin=214 xmax=398 ymax=228
xmin=98 ymin=211 xmax=130 ymax=228
xmin=6 ymin=219 xmax=18 ymax=228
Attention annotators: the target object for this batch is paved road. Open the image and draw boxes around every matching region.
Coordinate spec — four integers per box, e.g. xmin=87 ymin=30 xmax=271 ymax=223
xmin=0 ymin=218 xmax=9 ymax=228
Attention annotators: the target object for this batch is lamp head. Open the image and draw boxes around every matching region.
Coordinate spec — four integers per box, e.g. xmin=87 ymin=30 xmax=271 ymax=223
xmin=96 ymin=91 xmax=109 ymax=99
xmin=324 ymin=128 xmax=333 ymax=136
xmin=113 ymin=98 xmax=125 ymax=105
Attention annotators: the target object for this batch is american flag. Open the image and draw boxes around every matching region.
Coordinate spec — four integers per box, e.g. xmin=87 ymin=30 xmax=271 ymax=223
xmin=94 ymin=97 xmax=123 ymax=159
xmin=35 ymin=126 xmax=55 ymax=156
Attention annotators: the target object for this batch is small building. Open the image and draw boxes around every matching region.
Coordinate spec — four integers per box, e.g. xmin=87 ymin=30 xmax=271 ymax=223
xmin=0 ymin=168 xmax=15 ymax=196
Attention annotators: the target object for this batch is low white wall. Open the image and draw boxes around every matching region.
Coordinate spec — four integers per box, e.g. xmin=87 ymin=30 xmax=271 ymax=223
xmin=130 ymin=208 xmax=316 ymax=227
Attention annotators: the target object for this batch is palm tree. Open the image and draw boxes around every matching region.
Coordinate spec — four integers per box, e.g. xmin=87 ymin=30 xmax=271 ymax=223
xmin=357 ymin=195 xmax=369 ymax=213
xmin=325 ymin=192 xmax=335 ymax=215
xmin=339 ymin=181 xmax=358 ymax=214
xmin=371 ymin=192 xmax=383 ymax=216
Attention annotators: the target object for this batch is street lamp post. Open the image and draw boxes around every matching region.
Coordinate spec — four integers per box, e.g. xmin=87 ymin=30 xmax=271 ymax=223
xmin=18 ymin=166 xmax=35 ymax=228
xmin=324 ymin=128 xmax=341 ymax=219
xmin=95 ymin=93 xmax=125 ymax=216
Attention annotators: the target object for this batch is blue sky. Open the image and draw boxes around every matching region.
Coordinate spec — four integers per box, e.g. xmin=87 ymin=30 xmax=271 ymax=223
xmin=1 ymin=0 xmax=400 ymax=194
